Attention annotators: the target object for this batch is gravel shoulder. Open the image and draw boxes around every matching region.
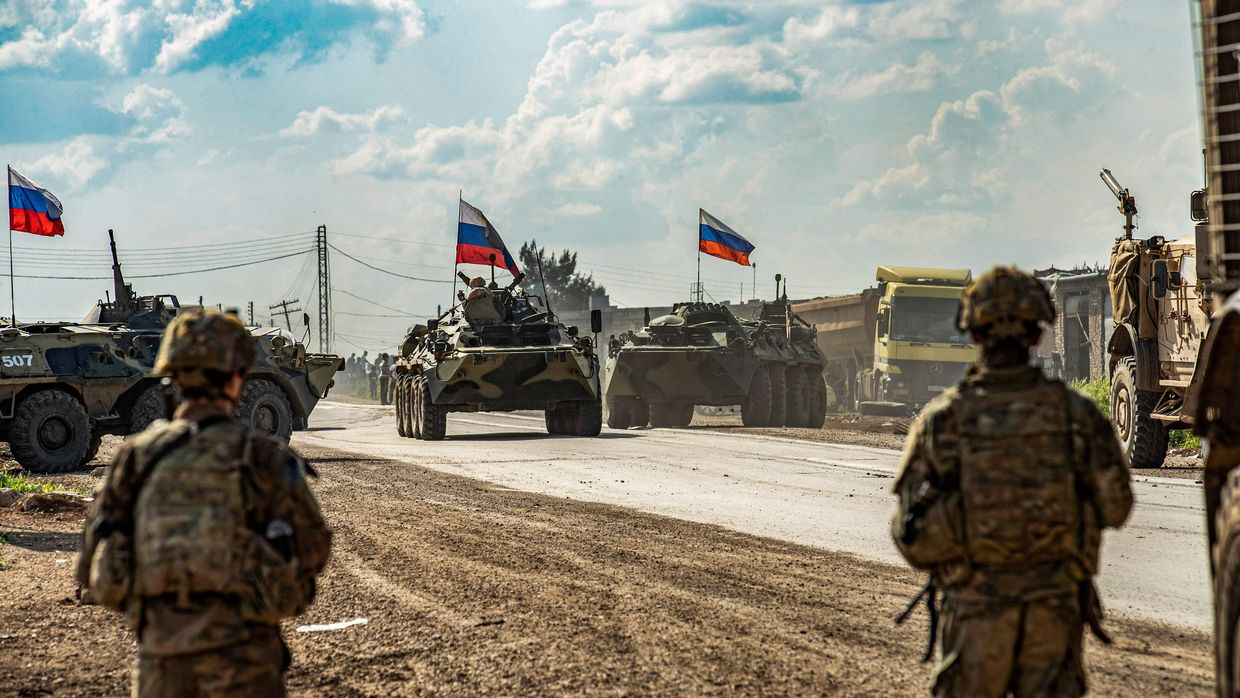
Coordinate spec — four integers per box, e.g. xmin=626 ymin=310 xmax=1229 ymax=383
xmin=0 ymin=444 xmax=1212 ymax=697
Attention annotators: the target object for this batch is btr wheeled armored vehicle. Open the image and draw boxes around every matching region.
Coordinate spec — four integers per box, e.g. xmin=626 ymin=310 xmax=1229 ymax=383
xmin=0 ymin=231 xmax=341 ymax=473
xmin=604 ymin=276 xmax=830 ymax=429
xmin=393 ymin=271 xmax=604 ymax=440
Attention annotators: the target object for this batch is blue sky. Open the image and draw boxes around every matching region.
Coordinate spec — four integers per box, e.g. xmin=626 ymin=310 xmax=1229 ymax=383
xmin=0 ymin=0 xmax=1203 ymax=352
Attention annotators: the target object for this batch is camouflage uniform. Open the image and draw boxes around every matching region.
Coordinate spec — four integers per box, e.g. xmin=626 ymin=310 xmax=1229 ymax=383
xmin=77 ymin=309 xmax=332 ymax=698
xmin=891 ymin=267 xmax=1133 ymax=698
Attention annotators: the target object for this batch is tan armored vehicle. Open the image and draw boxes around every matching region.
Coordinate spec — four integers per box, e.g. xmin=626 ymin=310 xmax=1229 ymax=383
xmin=1104 ymin=175 xmax=1210 ymax=468
xmin=0 ymin=232 xmax=341 ymax=473
xmin=393 ymin=270 xmax=603 ymax=440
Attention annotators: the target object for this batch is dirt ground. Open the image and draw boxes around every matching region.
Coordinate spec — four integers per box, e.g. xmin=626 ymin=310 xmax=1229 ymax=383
xmin=0 ymin=444 xmax=1212 ymax=697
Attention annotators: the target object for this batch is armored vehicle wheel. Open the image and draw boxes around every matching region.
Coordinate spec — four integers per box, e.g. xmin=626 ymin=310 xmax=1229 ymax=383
xmin=1110 ymin=356 xmax=1169 ymax=468
xmin=1215 ymin=469 xmax=1240 ymax=696
xmin=415 ymin=375 xmax=445 ymax=440
xmin=395 ymin=377 xmax=409 ymax=437
xmin=237 ymin=379 xmax=294 ymax=441
xmin=606 ymin=396 xmax=633 ymax=430
xmin=649 ymin=402 xmax=693 ymax=428
xmin=131 ymin=383 xmax=175 ymax=433
xmin=767 ymin=363 xmax=788 ymax=427
xmin=11 ymin=391 xmax=92 ymax=474
xmin=404 ymin=375 xmax=416 ymax=438
xmin=545 ymin=403 xmax=573 ymax=435
xmin=785 ymin=366 xmax=811 ymax=428
xmin=411 ymin=376 xmax=423 ymax=439
xmin=807 ymin=372 xmax=828 ymax=428
xmin=742 ymin=363 xmax=772 ymax=427
xmin=575 ymin=399 xmax=603 ymax=437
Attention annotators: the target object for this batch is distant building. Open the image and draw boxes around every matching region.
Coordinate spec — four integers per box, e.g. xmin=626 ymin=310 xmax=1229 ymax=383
xmin=1034 ymin=267 xmax=1111 ymax=383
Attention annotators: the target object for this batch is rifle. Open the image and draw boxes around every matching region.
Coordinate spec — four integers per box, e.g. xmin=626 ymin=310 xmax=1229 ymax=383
xmin=895 ymin=577 xmax=939 ymax=662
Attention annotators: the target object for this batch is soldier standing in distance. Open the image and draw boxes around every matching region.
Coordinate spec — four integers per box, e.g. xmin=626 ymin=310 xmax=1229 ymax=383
xmin=378 ymin=353 xmax=392 ymax=406
xmin=891 ymin=266 xmax=1132 ymax=697
xmin=77 ymin=308 xmax=332 ymax=697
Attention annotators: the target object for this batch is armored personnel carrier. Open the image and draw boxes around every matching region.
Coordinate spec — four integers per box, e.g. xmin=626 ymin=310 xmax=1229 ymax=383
xmin=393 ymin=271 xmax=604 ymax=440
xmin=604 ymin=276 xmax=830 ymax=429
xmin=0 ymin=231 xmax=341 ymax=473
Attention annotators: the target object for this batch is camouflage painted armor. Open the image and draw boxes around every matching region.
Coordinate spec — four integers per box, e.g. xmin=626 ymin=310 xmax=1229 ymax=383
xmin=78 ymin=403 xmax=331 ymax=697
xmin=893 ymin=366 xmax=1132 ymax=697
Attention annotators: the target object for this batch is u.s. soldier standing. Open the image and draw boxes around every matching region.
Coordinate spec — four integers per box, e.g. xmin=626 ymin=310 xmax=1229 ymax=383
xmin=892 ymin=266 xmax=1133 ymax=697
xmin=77 ymin=308 xmax=332 ymax=697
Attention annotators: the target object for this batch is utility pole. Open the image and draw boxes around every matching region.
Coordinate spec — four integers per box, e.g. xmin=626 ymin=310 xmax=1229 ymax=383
xmin=316 ymin=225 xmax=331 ymax=353
xmin=269 ymin=299 xmax=302 ymax=332
xmin=247 ymin=301 xmax=254 ymax=326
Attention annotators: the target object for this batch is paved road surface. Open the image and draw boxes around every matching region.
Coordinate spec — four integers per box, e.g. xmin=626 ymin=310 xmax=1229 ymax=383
xmin=298 ymin=401 xmax=1210 ymax=629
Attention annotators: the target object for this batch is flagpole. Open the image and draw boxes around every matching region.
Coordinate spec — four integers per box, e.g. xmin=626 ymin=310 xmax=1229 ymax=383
xmin=451 ymin=190 xmax=461 ymax=313
xmin=695 ymin=209 xmax=702 ymax=302
xmin=6 ymin=166 xmax=13 ymax=326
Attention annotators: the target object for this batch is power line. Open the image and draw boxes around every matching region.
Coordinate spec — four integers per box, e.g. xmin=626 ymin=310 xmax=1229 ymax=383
xmin=334 ymin=288 xmax=421 ymax=316
xmin=328 ymin=243 xmax=450 ymax=283
xmin=0 ymin=249 xmax=313 ymax=280
xmin=330 ymin=231 xmax=456 ymax=249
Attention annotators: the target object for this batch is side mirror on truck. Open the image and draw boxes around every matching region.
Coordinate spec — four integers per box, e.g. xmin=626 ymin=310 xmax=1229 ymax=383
xmin=1190 ymin=189 xmax=1208 ymax=223
xmin=590 ymin=308 xmax=603 ymax=334
xmin=876 ymin=309 xmax=890 ymax=338
xmin=1151 ymin=260 xmax=1170 ymax=300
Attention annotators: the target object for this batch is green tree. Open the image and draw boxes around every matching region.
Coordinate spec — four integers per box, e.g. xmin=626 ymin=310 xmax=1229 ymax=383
xmin=518 ymin=240 xmax=606 ymax=312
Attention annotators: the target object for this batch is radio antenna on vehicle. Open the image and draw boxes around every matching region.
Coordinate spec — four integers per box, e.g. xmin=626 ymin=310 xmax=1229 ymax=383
xmin=536 ymin=250 xmax=555 ymax=321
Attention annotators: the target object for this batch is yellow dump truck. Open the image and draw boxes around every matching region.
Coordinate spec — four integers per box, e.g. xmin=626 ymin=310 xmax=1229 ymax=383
xmin=793 ymin=266 xmax=977 ymax=415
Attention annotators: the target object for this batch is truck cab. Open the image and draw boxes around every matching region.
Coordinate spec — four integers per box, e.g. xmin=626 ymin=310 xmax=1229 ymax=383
xmin=859 ymin=266 xmax=977 ymax=411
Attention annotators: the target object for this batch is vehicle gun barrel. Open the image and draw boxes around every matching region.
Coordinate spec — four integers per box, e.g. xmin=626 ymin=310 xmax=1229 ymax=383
xmin=1100 ymin=168 xmax=1138 ymax=240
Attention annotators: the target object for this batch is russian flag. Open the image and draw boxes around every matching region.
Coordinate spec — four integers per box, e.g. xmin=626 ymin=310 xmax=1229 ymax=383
xmin=8 ymin=167 xmax=64 ymax=237
xmin=457 ymin=199 xmax=518 ymax=274
xmin=699 ymin=209 xmax=753 ymax=266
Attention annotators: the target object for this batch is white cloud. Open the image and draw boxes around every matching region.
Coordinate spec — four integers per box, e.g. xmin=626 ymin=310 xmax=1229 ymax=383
xmin=154 ymin=0 xmax=248 ymax=73
xmin=999 ymin=0 xmax=1059 ymax=15
xmin=834 ymin=52 xmax=958 ymax=100
xmin=552 ymin=202 xmax=603 ymax=217
xmin=0 ymin=27 xmax=63 ymax=70
xmin=1062 ymin=0 xmax=1117 ymax=25
xmin=281 ymin=106 xmax=407 ymax=137
xmin=25 ymin=138 xmax=106 ymax=188
xmin=839 ymin=40 xmax=1115 ymax=209
xmin=528 ymin=0 xmax=572 ymax=9
xmin=782 ymin=6 xmax=861 ymax=46
xmin=869 ymin=0 xmax=963 ymax=41
xmin=329 ymin=0 xmax=426 ymax=44
xmin=121 ymin=84 xmax=192 ymax=144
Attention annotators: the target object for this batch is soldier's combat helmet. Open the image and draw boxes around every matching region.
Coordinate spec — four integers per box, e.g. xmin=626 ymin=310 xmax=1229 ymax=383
xmin=956 ymin=265 xmax=1055 ymax=344
xmin=154 ymin=307 xmax=255 ymax=392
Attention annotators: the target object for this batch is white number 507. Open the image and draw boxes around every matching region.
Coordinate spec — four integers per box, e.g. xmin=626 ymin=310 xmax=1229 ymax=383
xmin=2 ymin=355 xmax=34 ymax=368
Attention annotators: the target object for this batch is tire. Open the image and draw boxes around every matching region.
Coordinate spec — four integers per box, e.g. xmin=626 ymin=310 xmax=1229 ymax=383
xmin=575 ymin=399 xmax=603 ymax=436
xmin=1214 ymin=470 xmax=1240 ymax=697
xmin=545 ymin=403 xmax=575 ymax=435
xmin=606 ymin=396 xmax=632 ymax=430
xmin=237 ymin=379 xmax=295 ymax=441
xmin=767 ymin=363 xmax=788 ymax=427
xmin=11 ymin=391 xmax=92 ymax=474
xmin=1110 ymin=356 xmax=1169 ymax=468
xmin=395 ymin=376 xmax=409 ymax=438
xmin=649 ymin=402 xmax=693 ymax=428
xmin=808 ymin=370 xmax=828 ymax=428
xmin=415 ymin=375 xmax=445 ymax=440
xmin=742 ymin=363 xmax=772 ymax=427
xmin=130 ymin=383 xmax=175 ymax=433
xmin=411 ymin=376 xmax=423 ymax=440
xmin=785 ymin=366 xmax=810 ymax=428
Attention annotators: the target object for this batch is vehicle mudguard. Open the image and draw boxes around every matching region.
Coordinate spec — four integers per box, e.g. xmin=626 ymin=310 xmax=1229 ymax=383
xmin=1107 ymin=323 xmax=1160 ymax=391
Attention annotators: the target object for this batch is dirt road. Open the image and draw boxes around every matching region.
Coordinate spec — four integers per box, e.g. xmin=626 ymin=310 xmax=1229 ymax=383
xmin=300 ymin=402 xmax=1211 ymax=630
xmin=0 ymin=444 xmax=1212 ymax=696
